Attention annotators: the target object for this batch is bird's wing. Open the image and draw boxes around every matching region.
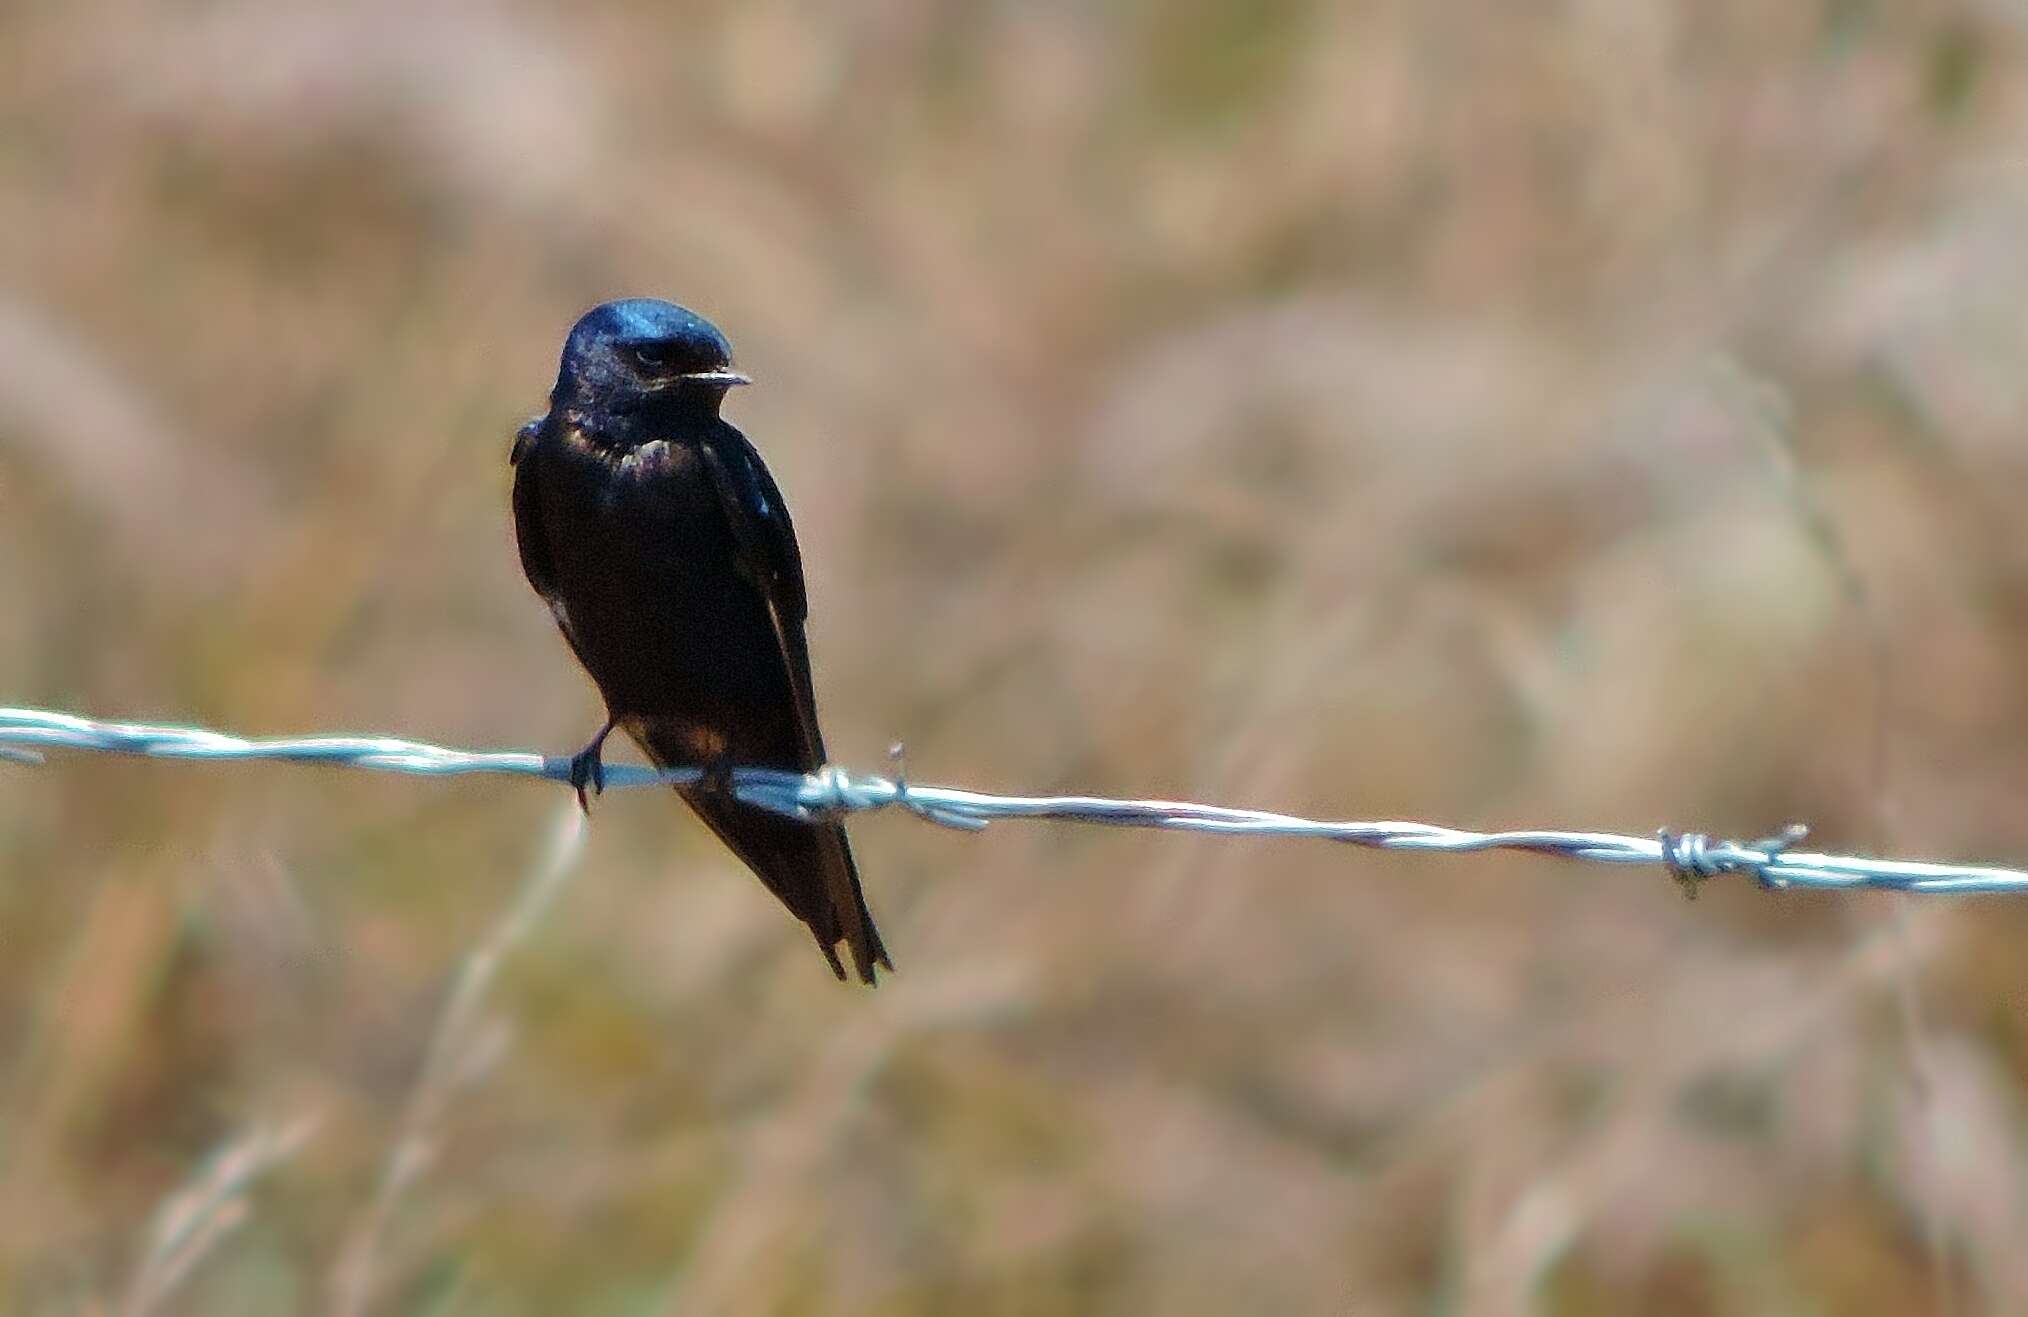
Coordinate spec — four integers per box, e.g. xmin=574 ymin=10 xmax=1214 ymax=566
xmin=509 ymin=414 xmax=542 ymax=466
xmin=693 ymin=424 xmax=891 ymax=981
xmin=696 ymin=425 xmax=821 ymax=762
xmin=509 ymin=417 xmax=560 ymax=599
xmin=510 ymin=414 xmax=598 ymax=670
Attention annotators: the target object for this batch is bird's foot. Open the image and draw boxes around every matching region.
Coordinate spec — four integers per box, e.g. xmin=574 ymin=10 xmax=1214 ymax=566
xmin=699 ymin=749 xmax=739 ymax=800
xmin=569 ymin=717 xmax=617 ymax=815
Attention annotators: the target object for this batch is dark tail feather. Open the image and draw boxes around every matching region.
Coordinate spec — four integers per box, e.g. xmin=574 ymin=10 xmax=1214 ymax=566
xmin=677 ymin=787 xmax=890 ymax=985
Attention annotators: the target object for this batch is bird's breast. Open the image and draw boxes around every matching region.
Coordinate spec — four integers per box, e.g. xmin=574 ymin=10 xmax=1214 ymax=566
xmin=534 ymin=428 xmax=778 ymax=720
xmin=554 ymin=429 xmax=716 ymax=538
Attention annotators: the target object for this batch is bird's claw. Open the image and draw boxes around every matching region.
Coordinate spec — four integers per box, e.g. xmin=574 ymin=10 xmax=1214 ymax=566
xmin=568 ymin=719 xmax=616 ymax=816
xmin=569 ymin=749 xmax=605 ymax=815
xmin=699 ymin=750 xmax=738 ymax=799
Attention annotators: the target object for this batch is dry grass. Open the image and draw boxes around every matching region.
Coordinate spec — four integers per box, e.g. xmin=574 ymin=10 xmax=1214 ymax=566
xmin=5 ymin=1 xmax=2028 ymax=1312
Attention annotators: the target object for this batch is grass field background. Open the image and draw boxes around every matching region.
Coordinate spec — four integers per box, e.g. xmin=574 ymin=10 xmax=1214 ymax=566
xmin=5 ymin=2 xmax=2028 ymax=1312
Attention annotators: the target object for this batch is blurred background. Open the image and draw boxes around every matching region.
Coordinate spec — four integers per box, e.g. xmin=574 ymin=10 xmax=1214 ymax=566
xmin=4 ymin=1 xmax=2028 ymax=1313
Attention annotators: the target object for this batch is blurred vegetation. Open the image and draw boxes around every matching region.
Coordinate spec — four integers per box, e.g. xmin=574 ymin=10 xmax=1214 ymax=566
xmin=4 ymin=0 xmax=2028 ymax=1313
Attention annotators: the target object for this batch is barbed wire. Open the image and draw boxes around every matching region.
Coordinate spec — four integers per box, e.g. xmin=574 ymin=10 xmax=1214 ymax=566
xmin=4 ymin=705 xmax=2025 ymax=895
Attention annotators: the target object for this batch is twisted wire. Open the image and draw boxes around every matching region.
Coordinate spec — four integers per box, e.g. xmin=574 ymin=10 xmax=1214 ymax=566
xmin=4 ymin=706 xmax=2024 ymax=894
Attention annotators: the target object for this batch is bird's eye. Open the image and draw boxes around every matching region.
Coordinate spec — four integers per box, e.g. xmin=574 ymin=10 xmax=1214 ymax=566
xmin=626 ymin=343 xmax=676 ymax=371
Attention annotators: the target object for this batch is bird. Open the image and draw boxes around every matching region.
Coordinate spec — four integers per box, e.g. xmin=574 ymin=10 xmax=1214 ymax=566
xmin=510 ymin=298 xmax=890 ymax=984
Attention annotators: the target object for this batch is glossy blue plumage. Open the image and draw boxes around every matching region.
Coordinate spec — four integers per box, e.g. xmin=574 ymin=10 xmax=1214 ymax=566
xmin=512 ymin=299 xmax=888 ymax=984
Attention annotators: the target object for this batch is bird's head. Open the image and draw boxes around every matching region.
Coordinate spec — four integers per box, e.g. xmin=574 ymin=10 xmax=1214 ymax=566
xmin=554 ymin=298 xmax=750 ymax=416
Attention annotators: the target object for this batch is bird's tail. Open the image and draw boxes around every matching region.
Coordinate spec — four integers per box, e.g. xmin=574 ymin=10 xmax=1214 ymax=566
xmin=676 ymin=783 xmax=890 ymax=985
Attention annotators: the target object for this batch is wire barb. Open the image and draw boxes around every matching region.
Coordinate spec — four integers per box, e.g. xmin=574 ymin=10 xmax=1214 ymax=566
xmin=1658 ymin=830 xmax=1715 ymax=899
xmin=1657 ymin=824 xmax=1811 ymax=898
xmin=5 ymin=705 xmax=2026 ymax=895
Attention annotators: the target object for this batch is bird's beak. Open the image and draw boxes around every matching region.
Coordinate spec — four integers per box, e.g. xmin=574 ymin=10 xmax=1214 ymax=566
xmin=681 ymin=367 xmax=752 ymax=387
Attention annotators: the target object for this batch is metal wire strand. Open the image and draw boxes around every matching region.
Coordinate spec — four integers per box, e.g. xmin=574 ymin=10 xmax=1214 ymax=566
xmin=4 ymin=705 xmax=2025 ymax=895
